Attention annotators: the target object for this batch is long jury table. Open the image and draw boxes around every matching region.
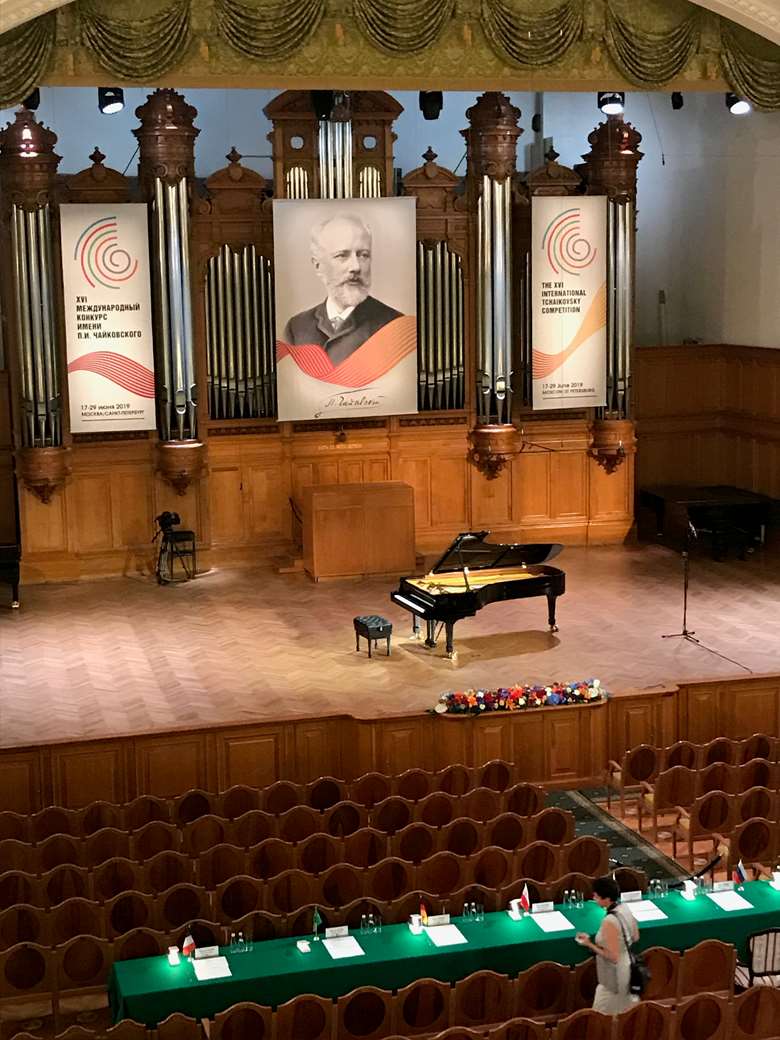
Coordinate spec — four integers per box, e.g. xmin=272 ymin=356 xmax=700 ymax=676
xmin=109 ymin=881 xmax=780 ymax=1025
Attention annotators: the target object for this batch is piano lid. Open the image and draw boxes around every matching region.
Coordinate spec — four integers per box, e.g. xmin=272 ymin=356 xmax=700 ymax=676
xmin=429 ymin=531 xmax=563 ymax=574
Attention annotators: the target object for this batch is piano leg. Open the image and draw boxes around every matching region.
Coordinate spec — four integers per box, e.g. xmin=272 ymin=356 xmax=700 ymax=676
xmin=425 ymin=620 xmax=436 ymax=648
xmin=546 ymin=591 xmax=559 ymax=633
xmin=412 ymin=614 xmax=420 ymax=639
xmin=445 ymin=621 xmax=455 ymax=658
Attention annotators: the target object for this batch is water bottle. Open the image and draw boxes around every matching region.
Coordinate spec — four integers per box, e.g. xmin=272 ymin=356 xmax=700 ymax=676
xmin=367 ymin=913 xmax=374 ymax=933
xmin=229 ymin=931 xmax=236 ymax=952
xmin=360 ymin=913 xmax=368 ymax=934
xmin=563 ymin=889 xmax=571 ymax=907
xmin=237 ymin=931 xmax=245 ymax=953
xmin=476 ymin=903 xmax=484 ymax=923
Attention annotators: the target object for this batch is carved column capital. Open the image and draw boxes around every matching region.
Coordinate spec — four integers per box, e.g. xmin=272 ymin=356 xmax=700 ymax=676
xmin=579 ymin=115 xmax=643 ymax=201
xmin=134 ymin=88 xmax=199 ymax=194
xmin=0 ymin=110 xmax=61 ymax=211
xmin=462 ymin=92 xmax=522 ymax=182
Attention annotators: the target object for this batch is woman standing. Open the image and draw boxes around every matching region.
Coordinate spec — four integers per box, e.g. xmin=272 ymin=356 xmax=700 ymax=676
xmin=575 ymin=875 xmax=640 ymax=1014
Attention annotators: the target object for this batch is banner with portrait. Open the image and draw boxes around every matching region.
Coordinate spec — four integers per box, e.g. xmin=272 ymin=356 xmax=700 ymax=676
xmin=531 ymin=196 xmax=607 ymax=410
xmin=60 ymin=204 xmax=156 ymax=433
xmin=273 ymin=197 xmax=417 ymax=422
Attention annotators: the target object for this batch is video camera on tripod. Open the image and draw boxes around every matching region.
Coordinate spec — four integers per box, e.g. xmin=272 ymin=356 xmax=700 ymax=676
xmin=153 ymin=511 xmax=182 ymax=540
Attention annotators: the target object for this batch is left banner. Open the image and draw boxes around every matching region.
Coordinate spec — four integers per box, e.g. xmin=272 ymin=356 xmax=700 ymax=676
xmin=60 ymin=204 xmax=157 ymax=433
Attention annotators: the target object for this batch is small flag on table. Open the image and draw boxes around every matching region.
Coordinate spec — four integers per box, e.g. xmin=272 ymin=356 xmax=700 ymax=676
xmin=420 ymin=900 xmax=428 ymax=927
xmin=519 ymin=884 xmax=531 ymax=913
xmin=181 ymin=934 xmax=195 ymax=957
xmin=732 ymin=859 xmax=747 ymax=885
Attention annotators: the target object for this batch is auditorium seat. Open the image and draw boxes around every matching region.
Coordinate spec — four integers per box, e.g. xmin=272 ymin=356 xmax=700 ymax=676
xmin=505 ymin=784 xmax=546 ymax=817
xmin=342 ymin=828 xmax=388 ymax=867
xmin=673 ymin=992 xmax=732 ymax=1040
xmin=449 ymin=884 xmax=501 ymax=915
xmin=740 ymin=735 xmax=776 ymax=765
xmin=435 ymin=765 xmax=476 ymax=796
xmin=306 ymin=776 xmax=349 ymax=811
xmin=487 ymin=813 xmax=529 ymax=851
xmin=299 ymin=833 xmax=342 ymax=874
xmin=50 ymin=898 xmax=102 ymax=945
xmin=320 ymin=863 xmax=363 ymax=907
xmin=396 ymin=768 xmax=435 ymax=802
xmin=173 ymin=789 xmax=218 ymax=826
xmin=737 ymin=787 xmax=776 ymax=824
xmin=31 ymin=806 xmax=80 ymax=842
xmin=459 ymin=787 xmax=502 ymax=824
xmin=672 ymin=791 xmax=733 ymax=868
xmin=615 ymin=1000 xmax=674 ymax=1040
xmin=678 ymin=939 xmax=736 ymax=998
xmin=0 ymin=941 xmax=55 ymax=1028
xmin=286 ymin=903 xmax=337 ymax=937
xmin=130 ymin=821 xmax=179 ymax=862
xmin=113 ymin=927 xmax=167 ymax=961
xmin=81 ymin=802 xmax=122 ymax=836
xmin=54 ymin=935 xmax=114 ymax=1030
xmin=371 ymin=797 xmax=414 ymax=835
xmin=144 ymin=850 xmax=193 ymax=891
xmin=719 ymin=817 xmax=776 ymax=872
xmin=230 ymin=909 xmax=281 ymax=944
xmin=664 ymin=741 xmax=700 ymax=769
xmin=0 ymin=905 xmax=48 ymax=949
xmin=341 ymin=897 xmax=388 ymax=930
xmin=349 ymin=772 xmax=393 ymax=808
xmin=198 ymin=844 xmax=247 ymax=888
xmin=277 ymin=805 xmax=321 ymax=844
xmin=731 ymin=986 xmax=780 ymax=1039
xmin=0 ymin=873 xmax=36 ymax=913
xmin=501 ymin=878 xmax=551 ymax=908
xmin=452 ymin=970 xmax=513 ymax=1028
xmin=215 ymin=875 xmax=265 ymax=920
xmin=84 ymin=827 xmax=130 ymax=865
xmin=471 ymin=846 xmax=513 ymax=889
xmin=735 ymin=928 xmax=780 ymax=988
xmin=561 ymin=837 xmax=609 ymax=877
xmin=551 ymin=1008 xmax=613 ymax=1039
xmin=41 ymin=864 xmax=91 ymax=906
xmin=122 ymin=795 xmax=171 ymax=831
xmin=181 ymin=815 xmax=229 ymax=856
xmin=551 ymin=873 xmax=594 ymax=904
xmin=171 ymin=919 xmax=222 ymax=949
xmin=416 ymin=851 xmax=465 ymax=896
xmin=640 ymin=946 xmax=681 ymax=1002
xmin=478 ymin=760 xmax=514 ymax=792
xmin=219 ymin=785 xmax=260 ymax=821
xmin=261 ymin=781 xmax=302 ymax=816
xmin=533 ymin=808 xmax=575 ymax=846
xmin=513 ymin=960 xmax=571 ymax=1022
xmin=606 ymin=743 xmax=663 ymax=816
xmin=515 ymin=841 xmax=560 ymax=883
xmin=612 ymin=867 xmax=648 ymax=893
xmin=392 ymin=822 xmax=438 ymax=863
xmin=704 ymin=737 xmax=741 ymax=766
xmin=275 ymin=992 xmax=334 ymax=1040
xmin=266 ymin=869 xmax=315 ymax=914
xmin=233 ymin=810 xmax=275 ymax=848
xmin=155 ymin=1011 xmax=203 ymax=1039
xmin=248 ymin=838 xmax=296 ymax=879
xmin=0 ymin=841 xmax=36 ymax=873
xmin=156 ymin=882 xmax=212 ymax=930
xmin=442 ymin=818 xmax=482 ymax=856
xmin=39 ymin=834 xmax=83 ymax=871
xmin=325 ymin=801 xmax=368 ymax=837
xmin=491 ymin=1020 xmax=548 ymax=1040
xmin=366 ymin=858 xmax=413 ymax=902
xmin=336 ymin=986 xmax=393 ymax=1040
xmin=393 ymin=977 xmax=451 ymax=1036
xmin=0 ymin=813 xmax=29 ymax=844
xmin=210 ymin=1001 xmax=273 ymax=1039
xmin=105 ymin=891 xmax=153 ymax=938
xmin=639 ymin=766 xmax=699 ymax=842
xmin=418 ymin=792 xmax=458 ymax=828
xmin=570 ymin=956 xmax=597 ymax=1010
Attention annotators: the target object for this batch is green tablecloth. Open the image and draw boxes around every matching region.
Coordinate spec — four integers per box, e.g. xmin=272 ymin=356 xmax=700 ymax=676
xmin=109 ymin=880 xmax=780 ymax=1026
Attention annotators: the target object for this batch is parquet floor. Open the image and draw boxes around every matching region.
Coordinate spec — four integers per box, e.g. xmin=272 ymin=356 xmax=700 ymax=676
xmin=1 ymin=542 xmax=779 ymax=749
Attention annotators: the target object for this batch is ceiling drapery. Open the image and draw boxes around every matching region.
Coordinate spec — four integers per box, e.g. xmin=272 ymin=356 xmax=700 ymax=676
xmin=0 ymin=0 xmax=778 ymax=111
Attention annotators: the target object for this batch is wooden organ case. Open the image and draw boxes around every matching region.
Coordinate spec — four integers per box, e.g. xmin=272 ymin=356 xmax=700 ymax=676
xmin=0 ymin=91 xmax=639 ymax=583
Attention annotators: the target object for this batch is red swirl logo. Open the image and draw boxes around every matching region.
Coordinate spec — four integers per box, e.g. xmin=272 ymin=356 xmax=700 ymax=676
xmin=74 ymin=216 xmax=139 ymax=290
xmin=541 ymin=207 xmax=597 ymax=276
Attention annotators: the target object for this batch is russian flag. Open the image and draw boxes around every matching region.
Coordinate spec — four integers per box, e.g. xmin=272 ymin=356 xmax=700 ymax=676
xmin=732 ymin=859 xmax=747 ymax=885
xmin=520 ymin=884 xmax=531 ymax=912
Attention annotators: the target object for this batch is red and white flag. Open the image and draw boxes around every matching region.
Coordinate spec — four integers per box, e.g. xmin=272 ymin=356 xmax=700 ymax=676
xmin=519 ymin=884 xmax=531 ymax=912
xmin=181 ymin=934 xmax=195 ymax=957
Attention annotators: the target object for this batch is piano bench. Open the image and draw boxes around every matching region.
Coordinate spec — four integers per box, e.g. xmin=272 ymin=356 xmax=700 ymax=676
xmin=354 ymin=615 xmax=392 ymax=658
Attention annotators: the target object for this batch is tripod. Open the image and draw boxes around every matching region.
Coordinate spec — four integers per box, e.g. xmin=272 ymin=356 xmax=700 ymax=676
xmin=153 ymin=513 xmax=196 ymax=584
xmin=661 ymin=523 xmax=752 ymax=672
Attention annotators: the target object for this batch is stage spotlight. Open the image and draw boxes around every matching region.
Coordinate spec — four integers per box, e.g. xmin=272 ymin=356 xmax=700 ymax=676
xmin=98 ymin=87 xmax=124 ymax=115
xmin=671 ymin=92 xmax=684 ymax=110
xmin=597 ymin=91 xmax=624 ymax=115
xmin=419 ymin=91 xmax=443 ymax=121
xmin=22 ymin=88 xmax=40 ymax=111
xmin=311 ymin=90 xmax=335 ymax=121
xmin=725 ymin=92 xmax=751 ymax=115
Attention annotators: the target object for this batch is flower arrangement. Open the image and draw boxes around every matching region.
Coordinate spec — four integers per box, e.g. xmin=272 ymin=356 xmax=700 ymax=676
xmin=432 ymin=678 xmax=605 ymax=715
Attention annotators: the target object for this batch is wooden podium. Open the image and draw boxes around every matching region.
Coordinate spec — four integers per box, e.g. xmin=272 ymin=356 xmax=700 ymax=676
xmin=301 ymin=482 xmax=416 ymax=581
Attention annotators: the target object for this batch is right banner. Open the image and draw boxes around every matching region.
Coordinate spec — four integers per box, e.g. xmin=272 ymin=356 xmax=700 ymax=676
xmin=531 ymin=196 xmax=607 ymax=410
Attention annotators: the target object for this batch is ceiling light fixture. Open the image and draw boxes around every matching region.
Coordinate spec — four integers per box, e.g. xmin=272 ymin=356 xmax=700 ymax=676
xmin=597 ymin=91 xmax=624 ymax=116
xmin=98 ymin=87 xmax=124 ymax=115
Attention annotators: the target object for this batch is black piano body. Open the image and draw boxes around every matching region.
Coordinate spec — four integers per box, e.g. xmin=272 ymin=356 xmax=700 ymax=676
xmin=0 ymin=544 xmax=20 ymax=609
xmin=390 ymin=531 xmax=565 ymax=656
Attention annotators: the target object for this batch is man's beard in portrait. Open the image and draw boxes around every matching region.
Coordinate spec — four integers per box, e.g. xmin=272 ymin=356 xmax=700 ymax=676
xmin=328 ymin=275 xmax=369 ymax=311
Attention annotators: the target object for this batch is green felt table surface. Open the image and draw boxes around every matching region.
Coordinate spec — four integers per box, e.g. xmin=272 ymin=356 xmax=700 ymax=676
xmin=109 ymin=880 xmax=780 ymax=1026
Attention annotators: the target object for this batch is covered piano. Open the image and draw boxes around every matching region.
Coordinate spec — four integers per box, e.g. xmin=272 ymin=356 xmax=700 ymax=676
xmin=390 ymin=531 xmax=565 ymax=657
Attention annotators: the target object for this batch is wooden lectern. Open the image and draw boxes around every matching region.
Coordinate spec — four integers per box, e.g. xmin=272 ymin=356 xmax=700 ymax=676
xmin=301 ymin=482 xmax=416 ymax=581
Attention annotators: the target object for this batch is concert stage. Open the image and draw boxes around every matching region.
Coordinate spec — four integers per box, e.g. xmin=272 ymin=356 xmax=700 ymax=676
xmin=2 ymin=541 xmax=779 ymax=751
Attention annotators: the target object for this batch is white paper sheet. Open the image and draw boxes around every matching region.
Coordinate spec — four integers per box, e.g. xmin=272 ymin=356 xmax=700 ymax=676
xmin=707 ymin=890 xmax=752 ymax=912
xmin=424 ymin=924 xmax=468 ymax=947
xmin=530 ymin=911 xmax=574 ymax=933
xmin=193 ymin=956 xmax=232 ymax=981
xmin=322 ymin=936 xmax=365 ymax=960
xmin=626 ymin=901 xmax=668 ymax=922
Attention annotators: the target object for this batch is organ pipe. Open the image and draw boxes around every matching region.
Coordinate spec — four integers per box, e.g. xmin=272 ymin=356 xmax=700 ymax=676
xmin=415 ymin=240 xmax=465 ymax=411
xmin=206 ymin=245 xmax=276 ymax=420
xmin=318 ymin=120 xmax=353 ymax=199
xmin=476 ymin=174 xmax=513 ymax=425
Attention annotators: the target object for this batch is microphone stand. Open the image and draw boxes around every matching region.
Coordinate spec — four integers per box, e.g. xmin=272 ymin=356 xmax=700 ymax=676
xmin=662 ymin=523 xmax=752 ymax=673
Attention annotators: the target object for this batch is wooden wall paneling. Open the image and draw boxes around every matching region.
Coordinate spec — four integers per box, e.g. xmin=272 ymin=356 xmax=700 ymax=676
xmin=544 ymin=709 xmax=584 ymax=784
xmin=112 ymin=467 xmax=155 ymax=552
xmin=134 ymin=731 xmax=214 ymax=797
xmin=373 ymin=717 xmax=428 ymax=775
xmin=679 ymin=683 xmax=722 ymax=744
xmin=428 ymin=718 xmax=471 ymax=771
xmin=430 ymin=455 xmax=469 ymax=529
xmin=245 ymin=462 xmax=286 ymax=541
xmin=509 ymin=713 xmax=546 ymax=782
xmin=551 ymin=451 xmax=588 ymax=523
xmin=471 ymin=466 xmax=512 ymax=527
xmin=513 ymin=451 xmax=551 ymax=523
xmin=20 ymin=486 xmax=69 ymax=555
xmin=209 ymin=464 xmax=246 ymax=544
xmin=215 ymin=726 xmax=288 ymax=790
xmin=607 ymin=687 xmax=678 ymax=764
xmin=50 ymin=741 xmax=129 ymax=808
xmin=70 ymin=474 xmax=113 ymax=552
xmin=0 ymin=750 xmax=45 ymax=813
xmin=291 ymin=719 xmax=345 ymax=782
xmin=472 ymin=717 xmax=513 ymax=767
xmin=587 ymin=455 xmax=634 ymax=543
xmin=396 ymin=456 xmax=431 ymax=531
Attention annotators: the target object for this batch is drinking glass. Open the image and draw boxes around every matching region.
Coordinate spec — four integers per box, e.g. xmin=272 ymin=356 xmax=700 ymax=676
xmin=476 ymin=903 xmax=484 ymax=923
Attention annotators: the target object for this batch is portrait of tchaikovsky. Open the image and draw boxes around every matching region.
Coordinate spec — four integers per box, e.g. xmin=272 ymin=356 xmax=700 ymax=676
xmin=282 ymin=213 xmax=403 ymax=365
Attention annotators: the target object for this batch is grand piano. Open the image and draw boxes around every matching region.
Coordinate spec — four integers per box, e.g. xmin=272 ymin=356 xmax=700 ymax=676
xmin=0 ymin=544 xmax=20 ymax=609
xmin=390 ymin=531 xmax=565 ymax=657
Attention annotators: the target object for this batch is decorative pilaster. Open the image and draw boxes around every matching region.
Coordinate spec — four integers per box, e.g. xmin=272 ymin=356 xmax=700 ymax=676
xmin=134 ymin=89 xmax=204 ymax=494
xmin=462 ymin=93 xmax=522 ymax=479
xmin=0 ymin=109 xmax=70 ymax=502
